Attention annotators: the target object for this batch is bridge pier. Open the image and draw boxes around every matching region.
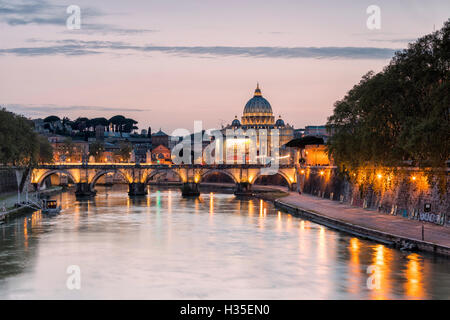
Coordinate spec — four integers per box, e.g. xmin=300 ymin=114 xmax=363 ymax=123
xmin=181 ymin=182 xmax=200 ymax=197
xmin=75 ymin=183 xmax=97 ymax=197
xmin=234 ymin=182 xmax=252 ymax=196
xmin=128 ymin=183 xmax=148 ymax=196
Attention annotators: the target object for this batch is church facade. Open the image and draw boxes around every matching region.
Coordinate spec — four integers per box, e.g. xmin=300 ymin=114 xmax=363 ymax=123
xmin=221 ymin=85 xmax=295 ymax=164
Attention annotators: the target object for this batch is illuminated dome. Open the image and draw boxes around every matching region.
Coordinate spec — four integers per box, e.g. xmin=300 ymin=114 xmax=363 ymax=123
xmin=231 ymin=116 xmax=241 ymax=127
xmin=275 ymin=116 xmax=285 ymax=126
xmin=242 ymin=84 xmax=275 ymax=125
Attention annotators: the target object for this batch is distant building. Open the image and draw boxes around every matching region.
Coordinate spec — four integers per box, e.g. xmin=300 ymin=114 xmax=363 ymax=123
xmin=151 ymin=144 xmax=172 ymax=164
xmin=222 ymin=85 xmax=295 ymax=164
xmin=152 ymin=129 xmax=169 ymax=148
xmin=125 ymin=137 xmax=151 ymax=163
xmin=49 ymin=135 xmax=89 ymax=163
xmin=304 ymin=145 xmax=330 ymax=166
xmin=95 ymin=125 xmax=105 ymax=141
xmin=304 ymin=125 xmax=329 ymax=142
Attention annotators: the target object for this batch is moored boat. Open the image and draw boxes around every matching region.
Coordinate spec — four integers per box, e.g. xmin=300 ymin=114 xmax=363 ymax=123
xmin=42 ymin=199 xmax=61 ymax=215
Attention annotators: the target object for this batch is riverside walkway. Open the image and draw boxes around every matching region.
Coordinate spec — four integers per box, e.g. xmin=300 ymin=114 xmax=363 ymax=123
xmin=275 ymin=193 xmax=450 ymax=256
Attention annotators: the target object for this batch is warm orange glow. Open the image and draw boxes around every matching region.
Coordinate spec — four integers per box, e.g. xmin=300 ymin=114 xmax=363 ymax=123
xmin=369 ymin=244 xmax=392 ymax=300
xmin=350 ymin=238 xmax=359 ymax=252
xmin=405 ymin=253 xmax=425 ymax=299
xmin=248 ymin=199 xmax=254 ymax=216
xmin=411 ymin=176 xmax=417 ymax=181
xmin=320 ymin=170 xmax=325 ymax=176
xmin=377 ymin=174 xmax=382 ymax=179
xmin=300 ymin=169 xmax=305 ymax=174
xmin=348 ymin=238 xmax=360 ymax=294
xmin=209 ymin=192 xmax=214 ymax=215
xmin=23 ymin=218 xmax=28 ymax=250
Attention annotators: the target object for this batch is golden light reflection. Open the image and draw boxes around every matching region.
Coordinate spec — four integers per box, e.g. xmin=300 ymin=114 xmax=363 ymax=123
xmin=168 ymin=190 xmax=172 ymax=214
xmin=259 ymin=199 xmax=264 ymax=217
xmin=276 ymin=211 xmax=282 ymax=232
xmin=348 ymin=238 xmax=360 ymax=295
xmin=194 ymin=197 xmax=199 ymax=213
xmin=300 ymin=220 xmax=305 ymax=231
xmin=258 ymin=199 xmax=265 ymax=229
xmin=23 ymin=218 xmax=28 ymax=250
xmin=350 ymin=238 xmax=360 ymax=252
xmin=209 ymin=192 xmax=214 ymax=216
xmin=286 ymin=214 xmax=293 ymax=230
xmin=316 ymin=225 xmax=327 ymax=275
xmin=248 ymin=200 xmax=254 ymax=216
xmin=405 ymin=253 xmax=425 ymax=299
xmin=369 ymin=244 xmax=392 ymax=300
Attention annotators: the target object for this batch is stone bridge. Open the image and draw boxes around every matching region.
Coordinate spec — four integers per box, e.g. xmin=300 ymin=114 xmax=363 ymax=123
xmin=31 ymin=164 xmax=299 ymax=197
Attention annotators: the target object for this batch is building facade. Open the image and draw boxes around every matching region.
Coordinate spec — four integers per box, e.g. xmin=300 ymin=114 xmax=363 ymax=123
xmin=221 ymin=85 xmax=295 ymax=164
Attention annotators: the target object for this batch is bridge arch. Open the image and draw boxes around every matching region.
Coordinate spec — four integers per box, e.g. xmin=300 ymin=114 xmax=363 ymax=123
xmin=37 ymin=169 xmax=77 ymax=187
xmin=251 ymin=170 xmax=294 ymax=189
xmin=200 ymin=169 xmax=238 ymax=184
xmin=89 ymin=170 xmax=131 ymax=189
xmin=145 ymin=169 xmax=184 ymax=184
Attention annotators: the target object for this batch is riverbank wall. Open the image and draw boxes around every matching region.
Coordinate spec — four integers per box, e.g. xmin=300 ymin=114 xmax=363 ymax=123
xmin=273 ymin=199 xmax=450 ymax=257
xmin=301 ymin=167 xmax=449 ymax=227
xmin=0 ymin=168 xmax=17 ymax=194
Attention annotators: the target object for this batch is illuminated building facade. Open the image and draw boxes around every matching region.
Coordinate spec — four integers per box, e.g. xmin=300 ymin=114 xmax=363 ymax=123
xmin=222 ymin=85 xmax=294 ymax=164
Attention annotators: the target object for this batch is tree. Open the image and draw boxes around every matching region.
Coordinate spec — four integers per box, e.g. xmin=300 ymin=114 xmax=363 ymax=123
xmin=89 ymin=141 xmax=105 ymax=162
xmin=114 ymin=142 xmax=133 ymax=162
xmin=38 ymin=135 xmax=53 ymax=164
xmin=327 ymin=19 xmax=450 ymax=170
xmin=73 ymin=117 xmax=89 ymax=132
xmin=123 ymin=118 xmax=138 ymax=133
xmin=0 ymin=108 xmax=54 ymax=166
xmin=43 ymin=115 xmax=60 ymax=123
xmin=109 ymin=115 xmax=126 ymax=133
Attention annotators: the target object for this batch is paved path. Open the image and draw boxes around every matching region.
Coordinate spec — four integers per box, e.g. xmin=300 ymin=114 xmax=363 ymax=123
xmin=279 ymin=193 xmax=450 ymax=248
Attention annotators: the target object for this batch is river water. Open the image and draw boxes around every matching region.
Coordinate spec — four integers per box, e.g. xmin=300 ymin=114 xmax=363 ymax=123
xmin=0 ymin=185 xmax=448 ymax=299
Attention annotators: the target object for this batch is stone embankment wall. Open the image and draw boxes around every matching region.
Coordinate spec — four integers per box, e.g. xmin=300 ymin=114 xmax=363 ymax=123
xmin=0 ymin=169 xmax=18 ymax=194
xmin=301 ymin=167 xmax=449 ymax=226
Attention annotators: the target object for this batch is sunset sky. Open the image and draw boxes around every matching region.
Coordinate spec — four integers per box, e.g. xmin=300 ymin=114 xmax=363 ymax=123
xmin=1 ymin=0 xmax=449 ymax=133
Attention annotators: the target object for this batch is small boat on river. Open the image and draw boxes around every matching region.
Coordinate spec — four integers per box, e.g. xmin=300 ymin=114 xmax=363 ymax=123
xmin=42 ymin=199 xmax=61 ymax=215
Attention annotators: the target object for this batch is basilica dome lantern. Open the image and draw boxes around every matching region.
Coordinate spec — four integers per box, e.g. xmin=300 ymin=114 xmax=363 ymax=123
xmin=241 ymin=84 xmax=275 ymax=125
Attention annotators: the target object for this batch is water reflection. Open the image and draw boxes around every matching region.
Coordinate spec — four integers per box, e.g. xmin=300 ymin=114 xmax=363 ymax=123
xmin=0 ymin=185 xmax=448 ymax=299
xmin=405 ymin=253 xmax=425 ymax=299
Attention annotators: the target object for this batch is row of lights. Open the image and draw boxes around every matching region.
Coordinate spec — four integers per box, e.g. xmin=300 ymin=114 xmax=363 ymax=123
xmin=375 ymin=173 xmax=417 ymax=181
xmin=300 ymin=169 xmax=418 ymax=182
xmin=299 ymin=169 xmax=325 ymax=176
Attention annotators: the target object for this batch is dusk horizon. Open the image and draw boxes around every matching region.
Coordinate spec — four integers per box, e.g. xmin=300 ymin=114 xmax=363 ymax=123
xmin=1 ymin=0 xmax=449 ymax=132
